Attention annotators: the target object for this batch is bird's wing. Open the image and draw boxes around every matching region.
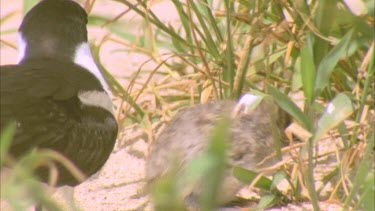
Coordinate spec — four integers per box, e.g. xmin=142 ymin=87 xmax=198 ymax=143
xmin=0 ymin=60 xmax=103 ymax=157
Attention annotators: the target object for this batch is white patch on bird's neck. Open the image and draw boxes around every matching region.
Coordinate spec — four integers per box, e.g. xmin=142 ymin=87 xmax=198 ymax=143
xmin=74 ymin=43 xmax=110 ymax=92
xmin=17 ymin=33 xmax=27 ymax=63
xmin=17 ymin=35 xmax=111 ymax=95
xmin=17 ymin=36 xmax=109 ymax=92
xmin=78 ymin=90 xmax=115 ymax=115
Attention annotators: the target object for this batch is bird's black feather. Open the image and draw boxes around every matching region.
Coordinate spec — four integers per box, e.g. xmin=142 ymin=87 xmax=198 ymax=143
xmin=0 ymin=59 xmax=118 ymax=186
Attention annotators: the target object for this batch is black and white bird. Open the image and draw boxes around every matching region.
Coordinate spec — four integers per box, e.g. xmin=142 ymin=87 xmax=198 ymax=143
xmin=0 ymin=0 xmax=118 ymax=187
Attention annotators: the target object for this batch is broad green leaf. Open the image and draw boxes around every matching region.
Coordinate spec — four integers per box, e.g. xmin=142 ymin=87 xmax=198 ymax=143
xmin=300 ymin=45 xmax=316 ymax=103
xmin=271 ymin=171 xmax=287 ymax=189
xmin=269 ymin=48 xmax=287 ymax=65
xmin=313 ymin=0 xmax=338 ymax=64
xmin=267 ymin=85 xmax=312 ymax=131
xmin=232 ymin=166 xmax=272 ymax=190
xmin=313 ymin=93 xmax=353 ymax=144
xmin=253 ymin=194 xmax=277 ymax=210
xmin=315 ymin=29 xmax=354 ymax=94
xmin=292 ymin=58 xmax=302 ymax=91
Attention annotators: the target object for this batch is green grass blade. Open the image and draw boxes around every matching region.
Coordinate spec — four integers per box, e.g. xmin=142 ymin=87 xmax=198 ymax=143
xmin=300 ymin=38 xmax=316 ymax=104
xmin=233 ymin=167 xmax=288 ymax=210
xmin=253 ymin=194 xmax=277 ymax=210
xmin=173 ymin=1 xmax=215 ymax=54
xmin=202 ymin=0 xmax=223 ymax=43
xmin=88 ymin=15 xmax=137 ymax=43
xmin=234 ymin=39 xmax=253 ymax=98
xmin=232 ymin=166 xmax=272 ymax=190
xmin=267 ymin=85 xmax=312 ymax=131
xmin=172 ymin=0 xmax=194 ymax=48
xmin=313 ymin=0 xmax=338 ymax=64
xmin=198 ymin=115 xmax=229 ymax=211
xmin=351 ymin=44 xmax=374 ymax=143
xmin=0 ymin=11 xmax=18 ymax=26
xmin=188 ymin=0 xmax=220 ymax=60
xmin=314 ymin=29 xmax=354 ymax=95
xmin=90 ymin=44 xmax=144 ymax=118
xmin=312 ymin=93 xmax=354 ymax=144
xmin=223 ymin=0 xmax=234 ymax=97
xmin=118 ymin=0 xmax=191 ymax=49
xmin=345 ymin=131 xmax=374 ymax=208
xmin=0 ymin=122 xmax=16 ymax=165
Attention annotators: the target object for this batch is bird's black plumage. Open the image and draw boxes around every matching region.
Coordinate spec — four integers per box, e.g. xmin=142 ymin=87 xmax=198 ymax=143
xmin=19 ymin=0 xmax=89 ymax=62
xmin=0 ymin=0 xmax=117 ymax=186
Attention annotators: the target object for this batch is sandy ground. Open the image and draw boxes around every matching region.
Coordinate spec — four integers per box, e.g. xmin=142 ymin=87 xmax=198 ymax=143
xmin=0 ymin=1 xmax=359 ymax=210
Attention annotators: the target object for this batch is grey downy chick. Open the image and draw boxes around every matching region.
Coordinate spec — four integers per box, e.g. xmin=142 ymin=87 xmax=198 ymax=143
xmin=146 ymin=94 xmax=292 ymax=210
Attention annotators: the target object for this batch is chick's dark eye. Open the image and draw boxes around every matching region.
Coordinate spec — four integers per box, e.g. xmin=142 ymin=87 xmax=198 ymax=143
xmin=232 ymin=153 xmax=245 ymax=161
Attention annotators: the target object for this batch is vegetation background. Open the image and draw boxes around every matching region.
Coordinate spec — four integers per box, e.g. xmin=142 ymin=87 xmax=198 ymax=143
xmin=1 ymin=0 xmax=373 ymax=210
